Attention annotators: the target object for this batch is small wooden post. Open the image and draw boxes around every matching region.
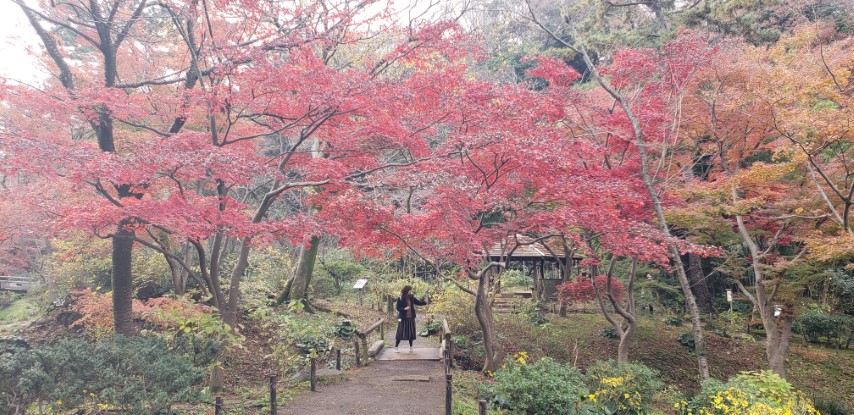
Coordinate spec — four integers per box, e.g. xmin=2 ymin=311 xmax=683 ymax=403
xmin=310 ymin=358 xmax=317 ymax=391
xmin=354 ymin=339 xmax=361 ymax=366
xmin=380 ymin=321 xmax=385 ymax=340
xmin=387 ymin=296 xmax=394 ymax=319
xmin=214 ymin=397 xmax=223 ymax=415
xmin=336 ymin=349 xmax=341 ymax=370
xmin=360 ymin=334 xmax=369 ymax=364
xmin=269 ymin=374 xmax=277 ymax=415
xmin=479 ymin=399 xmax=487 ymax=415
xmin=445 ymin=332 xmax=454 ymax=368
xmin=445 ymin=374 xmax=453 ymax=415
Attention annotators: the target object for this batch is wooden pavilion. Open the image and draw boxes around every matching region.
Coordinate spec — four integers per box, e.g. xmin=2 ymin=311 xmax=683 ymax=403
xmin=485 ymin=235 xmax=583 ymax=299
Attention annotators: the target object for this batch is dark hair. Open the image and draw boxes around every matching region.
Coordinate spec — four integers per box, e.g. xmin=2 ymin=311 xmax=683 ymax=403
xmin=401 ymin=285 xmax=413 ymax=299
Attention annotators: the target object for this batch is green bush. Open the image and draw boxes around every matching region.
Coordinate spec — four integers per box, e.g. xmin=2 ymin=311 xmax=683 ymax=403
xmin=516 ymin=300 xmax=547 ymax=325
xmin=309 ymin=270 xmax=340 ymax=299
xmin=678 ymin=332 xmax=696 ymax=352
xmin=585 ymin=360 xmax=665 ymax=415
xmin=814 ymin=396 xmax=851 ymax=415
xmin=489 ymin=354 xmax=588 ymax=414
xmin=793 ymin=312 xmax=853 ymax=348
xmin=429 ymin=287 xmax=480 ymax=337
xmin=501 ymin=269 xmax=532 ymax=289
xmin=599 ymin=327 xmax=619 ymax=339
xmin=314 ymin=259 xmax=366 ymax=297
xmin=0 ymin=336 xmax=204 ymax=414
xmin=664 ymin=317 xmax=683 ymax=327
xmin=336 ymin=319 xmax=356 ymax=340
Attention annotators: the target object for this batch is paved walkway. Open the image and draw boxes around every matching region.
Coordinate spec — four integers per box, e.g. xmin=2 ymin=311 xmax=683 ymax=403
xmin=282 ymin=322 xmax=445 ymax=415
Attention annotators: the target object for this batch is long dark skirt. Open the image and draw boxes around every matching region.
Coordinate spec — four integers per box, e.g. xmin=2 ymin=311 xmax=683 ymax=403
xmin=395 ymin=317 xmax=417 ymax=341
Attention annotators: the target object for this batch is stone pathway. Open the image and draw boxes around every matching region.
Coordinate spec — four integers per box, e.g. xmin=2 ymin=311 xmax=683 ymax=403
xmin=282 ymin=321 xmax=445 ymax=415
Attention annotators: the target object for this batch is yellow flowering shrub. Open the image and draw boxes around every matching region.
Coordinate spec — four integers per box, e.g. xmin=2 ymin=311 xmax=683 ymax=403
xmin=585 ymin=360 xmax=664 ymax=415
xmin=677 ymin=371 xmax=819 ymax=415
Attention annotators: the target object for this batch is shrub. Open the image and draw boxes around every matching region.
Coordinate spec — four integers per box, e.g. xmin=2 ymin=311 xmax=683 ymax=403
xmin=584 ymin=360 xmax=664 ymax=415
xmin=599 ymin=327 xmax=619 ymax=339
xmin=679 ymin=371 xmax=819 ymax=415
xmin=501 ymin=269 xmax=532 ymax=289
xmin=0 ymin=336 xmax=203 ymax=414
xmin=428 ymin=286 xmax=480 ymax=337
xmin=678 ymin=332 xmax=696 ymax=352
xmin=314 ymin=258 xmax=366 ymax=297
xmin=489 ymin=353 xmax=588 ymax=414
xmin=814 ymin=397 xmax=851 ymax=415
xmin=516 ymin=300 xmax=548 ymax=325
xmin=664 ymin=316 xmax=683 ymax=326
xmin=793 ymin=312 xmax=853 ymax=347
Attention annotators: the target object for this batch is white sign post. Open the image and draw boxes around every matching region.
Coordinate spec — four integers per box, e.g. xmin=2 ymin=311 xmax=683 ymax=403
xmin=726 ymin=289 xmax=734 ymax=330
xmin=353 ymin=279 xmax=368 ymax=305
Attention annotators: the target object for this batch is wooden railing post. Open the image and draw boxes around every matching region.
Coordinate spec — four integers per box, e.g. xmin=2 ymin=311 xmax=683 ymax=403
xmin=310 ymin=358 xmax=317 ymax=391
xmin=479 ymin=399 xmax=487 ymax=415
xmin=336 ymin=349 xmax=341 ymax=370
xmin=445 ymin=373 xmax=453 ymax=415
xmin=354 ymin=339 xmax=361 ymax=366
xmin=360 ymin=333 xmax=369 ymax=363
xmin=442 ymin=318 xmax=454 ymax=369
xmin=214 ymin=397 xmax=223 ymax=415
xmin=269 ymin=374 xmax=277 ymax=415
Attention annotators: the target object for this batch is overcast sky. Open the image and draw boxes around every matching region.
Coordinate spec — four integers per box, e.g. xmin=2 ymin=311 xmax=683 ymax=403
xmin=0 ymin=1 xmax=42 ymax=84
xmin=0 ymin=0 xmax=447 ymax=85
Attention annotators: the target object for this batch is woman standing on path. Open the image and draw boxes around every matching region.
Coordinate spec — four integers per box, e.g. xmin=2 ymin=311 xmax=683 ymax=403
xmin=395 ymin=285 xmax=427 ymax=352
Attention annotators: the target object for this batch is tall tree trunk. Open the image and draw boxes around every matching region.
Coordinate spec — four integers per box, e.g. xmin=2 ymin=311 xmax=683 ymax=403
xmin=686 ymin=253 xmax=713 ymax=313
xmin=112 ymin=220 xmax=135 ymax=336
xmin=732 ymin=185 xmax=793 ymax=378
xmin=768 ymin=314 xmax=793 ymax=377
xmin=223 ymin=239 xmax=251 ymax=326
xmin=593 ymin=258 xmax=638 ymax=364
xmin=291 ymin=236 xmax=321 ymax=306
xmin=475 ymin=273 xmax=503 ymax=372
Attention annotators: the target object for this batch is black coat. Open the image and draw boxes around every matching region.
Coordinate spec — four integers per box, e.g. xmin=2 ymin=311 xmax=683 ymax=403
xmin=396 ymin=295 xmax=427 ymax=320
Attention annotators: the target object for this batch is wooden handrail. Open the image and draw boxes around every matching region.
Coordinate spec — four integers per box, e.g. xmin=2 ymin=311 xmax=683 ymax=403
xmin=355 ymin=318 xmax=386 ymax=365
xmin=357 ymin=318 xmax=385 ymax=336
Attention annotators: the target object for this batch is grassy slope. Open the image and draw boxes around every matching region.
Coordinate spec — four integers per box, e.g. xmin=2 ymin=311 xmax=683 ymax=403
xmin=0 ymin=295 xmax=42 ymax=334
xmin=495 ymin=310 xmax=854 ymax=409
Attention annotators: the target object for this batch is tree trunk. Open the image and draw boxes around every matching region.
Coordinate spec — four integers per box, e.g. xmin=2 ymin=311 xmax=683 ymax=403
xmin=112 ymin=220 xmax=135 ymax=336
xmin=617 ymin=321 xmax=635 ymax=364
xmin=766 ymin=313 xmax=793 ymax=378
xmin=291 ymin=236 xmax=321 ymax=306
xmin=475 ymin=273 xmax=503 ymax=372
xmin=686 ymin=253 xmax=713 ymax=313
xmin=223 ymin=239 xmax=251 ymax=327
xmin=567 ymin=32 xmax=710 ymax=381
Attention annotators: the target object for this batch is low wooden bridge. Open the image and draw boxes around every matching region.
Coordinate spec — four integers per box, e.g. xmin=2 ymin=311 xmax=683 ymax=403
xmin=280 ymin=317 xmax=453 ymax=415
xmin=0 ymin=276 xmax=33 ymax=292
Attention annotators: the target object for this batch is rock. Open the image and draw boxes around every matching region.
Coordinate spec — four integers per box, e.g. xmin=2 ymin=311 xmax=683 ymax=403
xmin=210 ymin=365 xmax=225 ymax=393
